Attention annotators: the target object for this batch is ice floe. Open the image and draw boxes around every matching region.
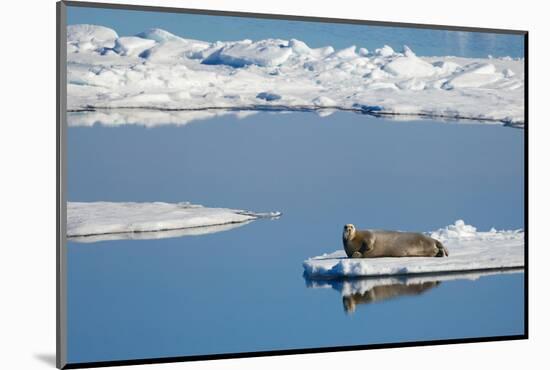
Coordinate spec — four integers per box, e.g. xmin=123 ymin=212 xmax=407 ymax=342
xmin=67 ymin=25 xmax=525 ymax=126
xmin=67 ymin=201 xmax=280 ymax=242
xmin=303 ymin=220 xmax=524 ymax=278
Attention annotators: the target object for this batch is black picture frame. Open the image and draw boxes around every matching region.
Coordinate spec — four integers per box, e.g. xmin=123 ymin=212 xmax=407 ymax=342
xmin=56 ymin=1 xmax=529 ymax=368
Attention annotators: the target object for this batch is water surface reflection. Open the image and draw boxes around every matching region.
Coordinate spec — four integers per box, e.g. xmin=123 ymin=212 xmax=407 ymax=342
xmin=305 ymin=269 xmax=523 ymax=314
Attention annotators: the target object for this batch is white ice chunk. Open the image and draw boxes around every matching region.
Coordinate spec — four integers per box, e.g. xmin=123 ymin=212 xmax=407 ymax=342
xmin=67 ymin=24 xmax=118 ymax=52
xmin=329 ymin=46 xmax=357 ymax=59
xmin=402 ymin=45 xmax=416 ymax=57
xmin=358 ymin=48 xmax=369 ymax=56
xmin=140 ymin=39 xmax=211 ymax=62
xmin=432 ymin=60 xmax=462 ymax=75
xmin=383 ymin=54 xmax=435 ymax=78
xmin=396 ymin=78 xmax=426 ymax=90
xmin=67 ymin=24 xmax=118 ymax=44
xmin=135 ymin=28 xmax=182 ymax=43
xmin=204 ymin=39 xmax=293 ymax=67
xmin=113 ymin=36 xmax=156 ymax=57
xmin=444 ymin=71 xmax=502 ymax=89
xmin=503 ymin=68 xmax=515 ymax=78
xmin=429 ymin=219 xmax=478 ymax=240
xmin=289 ymin=39 xmax=311 ymax=55
xmin=375 ymin=45 xmax=395 ymax=57
xmin=467 ymin=63 xmax=497 ymax=74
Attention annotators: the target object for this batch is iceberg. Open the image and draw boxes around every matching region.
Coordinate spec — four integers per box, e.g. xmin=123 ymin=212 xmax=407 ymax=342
xmin=303 ymin=220 xmax=524 ymax=278
xmin=67 ymin=25 xmax=525 ymax=126
xmin=67 ymin=201 xmax=280 ymax=242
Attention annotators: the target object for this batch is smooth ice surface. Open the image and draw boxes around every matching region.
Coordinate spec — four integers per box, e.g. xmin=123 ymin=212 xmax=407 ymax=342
xmin=303 ymin=220 xmax=524 ymax=278
xmin=67 ymin=201 xmax=280 ymax=239
xmin=67 ymin=25 xmax=525 ymax=125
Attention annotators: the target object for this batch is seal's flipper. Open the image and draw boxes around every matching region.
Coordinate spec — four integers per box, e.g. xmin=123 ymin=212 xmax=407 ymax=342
xmin=435 ymin=240 xmax=448 ymax=257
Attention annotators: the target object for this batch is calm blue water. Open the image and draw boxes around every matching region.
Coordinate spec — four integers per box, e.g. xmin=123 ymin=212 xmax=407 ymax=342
xmin=66 ymin=113 xmax=524 ymax=363
xmin=67 ymin=6 xmax=524 ymax=58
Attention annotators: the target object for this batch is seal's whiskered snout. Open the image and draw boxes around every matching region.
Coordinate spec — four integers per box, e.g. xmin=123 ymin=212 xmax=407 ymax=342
xmin=343 ymin=224 xmax=355 ymax=240
xmin=343 ymin=224 xmax=355 ymax=232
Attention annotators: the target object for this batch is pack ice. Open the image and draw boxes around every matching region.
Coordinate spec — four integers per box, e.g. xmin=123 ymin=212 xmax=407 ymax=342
xmin=67 ymin=25 xmax=525 ymax=126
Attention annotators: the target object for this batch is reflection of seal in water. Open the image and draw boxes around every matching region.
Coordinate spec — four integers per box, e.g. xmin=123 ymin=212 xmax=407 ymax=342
xmin=343 ymin=281 xmax=440 ymax=314
xmin=342 ymin=224 xmax=449 ymax=258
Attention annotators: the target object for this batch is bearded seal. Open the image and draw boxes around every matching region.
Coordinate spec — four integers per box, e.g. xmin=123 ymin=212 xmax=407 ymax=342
xmin=342 ymin=224 xmax=448 ymax=258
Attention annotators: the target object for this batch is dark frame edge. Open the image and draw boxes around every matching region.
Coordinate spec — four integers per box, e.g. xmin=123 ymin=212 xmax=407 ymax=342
xmin=523 ymin=32 xmax=529 ymax=339
xmin=61 ymin=334 xmax=528 ymax=369
xmin=57 ymin=1 xmax=68 ymax=369
xmin=62 ymin=0 xmax=527 ymax=35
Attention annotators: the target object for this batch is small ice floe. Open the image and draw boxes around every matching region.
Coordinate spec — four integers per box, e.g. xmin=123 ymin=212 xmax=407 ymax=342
xmin=67 ymin=201 xmax=280 ymax=243
xmin=303 ymin=220 xmax=524 ymax=278
xmin=66 ymin=25 xmax=525 ymax=126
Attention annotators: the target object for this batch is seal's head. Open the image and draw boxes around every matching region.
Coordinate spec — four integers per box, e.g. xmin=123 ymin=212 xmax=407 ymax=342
xmin=343 ymin=224 xmax=356 ymax=241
